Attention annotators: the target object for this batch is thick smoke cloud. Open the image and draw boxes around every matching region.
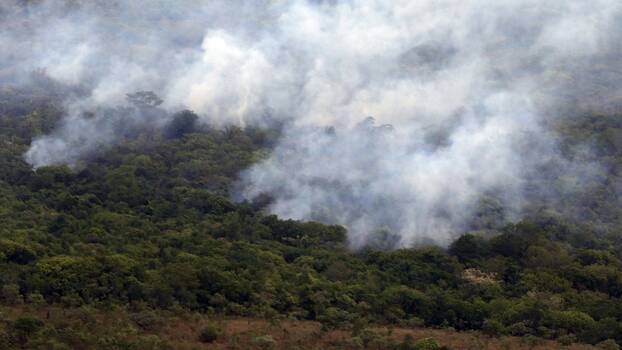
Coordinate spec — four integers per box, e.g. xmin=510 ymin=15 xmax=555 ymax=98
xmin=2 ymin=0 xmax=621 ymax=247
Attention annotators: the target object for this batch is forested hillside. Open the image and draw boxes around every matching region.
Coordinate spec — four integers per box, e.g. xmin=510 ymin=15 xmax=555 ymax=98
xmin=1 ymin=86 xmax=622 ymax=349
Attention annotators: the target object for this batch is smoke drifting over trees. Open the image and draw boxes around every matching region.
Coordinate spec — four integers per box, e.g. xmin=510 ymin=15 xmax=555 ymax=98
xmin=3 ymin=0 xmax=622 ymax=247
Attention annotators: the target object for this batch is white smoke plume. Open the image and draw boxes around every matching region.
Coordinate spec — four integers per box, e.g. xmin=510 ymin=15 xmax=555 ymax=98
xmin=2 ymin=0 xmax=621 ymax=246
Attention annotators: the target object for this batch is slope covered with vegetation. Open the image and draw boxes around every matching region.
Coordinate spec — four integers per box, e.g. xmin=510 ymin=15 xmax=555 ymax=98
xmin=1 ymin=87 xmax=622 ymax=349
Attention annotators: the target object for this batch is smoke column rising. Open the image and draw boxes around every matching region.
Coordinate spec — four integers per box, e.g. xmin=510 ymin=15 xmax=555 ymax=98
xmin=2 ymin=0 xmax=621 ymax=246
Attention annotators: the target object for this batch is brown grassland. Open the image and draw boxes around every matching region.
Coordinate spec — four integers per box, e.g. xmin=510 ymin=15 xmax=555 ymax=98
xmin=0 ymin=306 xmax=596 ymax=350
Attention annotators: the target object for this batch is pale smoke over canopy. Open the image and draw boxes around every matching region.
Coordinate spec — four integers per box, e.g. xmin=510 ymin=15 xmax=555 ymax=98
xmin=2 ymin=0 xmax=621 ymax=246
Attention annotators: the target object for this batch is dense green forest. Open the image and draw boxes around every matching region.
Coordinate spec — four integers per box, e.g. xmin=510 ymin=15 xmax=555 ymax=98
xmin=1 ymin=85 xmax=622 ymax=350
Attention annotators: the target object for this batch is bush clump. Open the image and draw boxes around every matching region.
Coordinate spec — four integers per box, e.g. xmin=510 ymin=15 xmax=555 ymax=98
xmin=413 ymin=337 xmax=441 ymax=350
xmin=198 ymin=323 xmax=222 ymax=343
xmin=558 ymin=334 xmax=577 ymax=346
xmin=252 ymin=335 xmax=276 ymax=350
xmin=597 ymin=339 xmax=621 ymax=350
xmin=130 ymin=310 xmax=165 ymax=331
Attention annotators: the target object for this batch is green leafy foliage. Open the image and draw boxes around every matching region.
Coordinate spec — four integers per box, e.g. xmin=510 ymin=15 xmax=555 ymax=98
xmin=2 ymin=89 xmax=622 ymax=347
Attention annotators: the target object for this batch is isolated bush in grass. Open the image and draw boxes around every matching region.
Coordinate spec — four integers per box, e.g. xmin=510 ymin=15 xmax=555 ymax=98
xmin=597 ymin=339 xmax=621 ymax=350
xmin=130 ymin=310 xmax=165 ymax=331
xmin=11 ymin=317 xmax=44 ymax=345
xmin=198 ymin=323 xmax=222 ymax=343
xmin=252 ymin=335 xmax=275 ymax=350
xmin=413 ymin=337 xmax=441 ymax=350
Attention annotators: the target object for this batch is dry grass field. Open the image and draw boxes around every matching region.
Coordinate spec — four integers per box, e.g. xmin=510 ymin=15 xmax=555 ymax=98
xmin=0 ymin=306 xmax=595 ymax=350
